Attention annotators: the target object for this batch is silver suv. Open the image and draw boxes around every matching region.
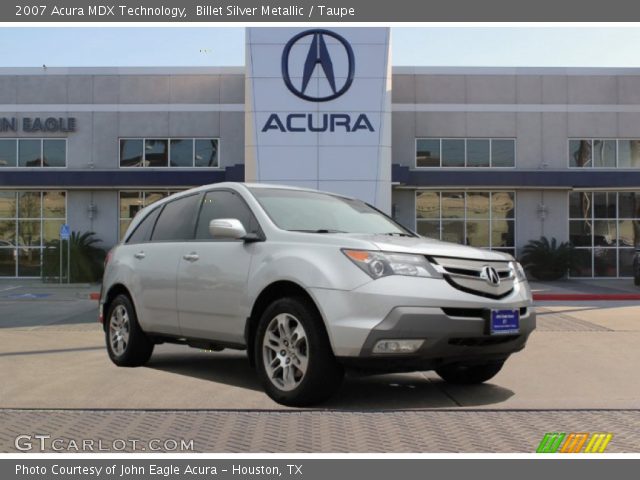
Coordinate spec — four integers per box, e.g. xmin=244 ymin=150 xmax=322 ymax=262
xmin=100 ymin=183 xmax=535 ymax=406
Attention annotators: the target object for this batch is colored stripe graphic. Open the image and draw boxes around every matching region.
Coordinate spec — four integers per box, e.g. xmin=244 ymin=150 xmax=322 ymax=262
xmin=560 ymin=433 xmax=589 ymax=453
xmin=536 ymin=433 xmax=566 ymax=453
xmin=584 ymin=433 xmax=613 ymax=453
xmin=537 ymin=432 xmax=613 ymax=453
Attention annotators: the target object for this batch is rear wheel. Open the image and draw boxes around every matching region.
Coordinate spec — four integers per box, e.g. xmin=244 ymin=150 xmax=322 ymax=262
xmin=105 ymin=294 xmax=154 ymax=367
xmin=254 ymin=297 xmax=343 ymax=406
xmin=436 ymin=360 xmax=504 ymax=385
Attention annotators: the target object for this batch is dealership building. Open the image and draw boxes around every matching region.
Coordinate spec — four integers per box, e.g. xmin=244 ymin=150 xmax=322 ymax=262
xmin=1 ymin=27 xmax=639 ymax=278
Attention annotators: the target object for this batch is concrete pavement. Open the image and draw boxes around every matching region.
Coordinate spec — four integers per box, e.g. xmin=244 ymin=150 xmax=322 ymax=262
xmin=1 ymin=301 xmax=639 ymax=410
xmin=1 ymin=280 xmax=639 ymax=452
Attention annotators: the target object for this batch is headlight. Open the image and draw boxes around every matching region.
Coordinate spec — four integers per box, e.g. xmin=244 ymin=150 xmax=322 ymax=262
xmin=342 ymin=249 xmax=439 ymax=279
xmin=510 ymin=261 xmax=527 ymax=282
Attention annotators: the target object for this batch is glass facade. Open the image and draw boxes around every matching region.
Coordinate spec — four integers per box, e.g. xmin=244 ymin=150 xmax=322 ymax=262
xmin=416 ymin=138 xmax=515 ymax=168
xmin=0 ymin=139 xmax=66 ymax=167
xmin=569 ymin=191 xmax=640 ymax=277
xmin=415 ymin=191 xmax=516 ymax=256
xmin=569 ymin=139 xmax=640 ymax=168
xmin=118 ymin=190 xmax=181 ymax=239
xmin=120 ymin=138 xmax=219 ymax=168
xmin=0 ymin=191 xmax=66 ymax=277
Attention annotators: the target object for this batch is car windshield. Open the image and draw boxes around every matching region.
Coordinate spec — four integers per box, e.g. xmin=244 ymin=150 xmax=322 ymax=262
xmin=250 ymin=188 xmax=413 ymax=236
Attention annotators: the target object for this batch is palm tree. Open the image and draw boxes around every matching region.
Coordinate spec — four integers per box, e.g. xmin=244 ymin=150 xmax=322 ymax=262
xmin=43 ymin=231 xmax=106 ymax=282
xmin=69 ymin=231 xmax=106 ymax=282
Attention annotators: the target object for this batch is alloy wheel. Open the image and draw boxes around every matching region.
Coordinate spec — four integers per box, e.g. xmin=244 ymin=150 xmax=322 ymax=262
xmin=262 ymin=313 xmax=309 ymax=391
xmin=109 ymin=304 xmax=130 ymax=356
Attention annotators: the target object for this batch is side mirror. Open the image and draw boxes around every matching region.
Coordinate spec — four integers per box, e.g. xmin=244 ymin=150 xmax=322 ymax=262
xmin=209 ymin=218 xmax=247 ymax=240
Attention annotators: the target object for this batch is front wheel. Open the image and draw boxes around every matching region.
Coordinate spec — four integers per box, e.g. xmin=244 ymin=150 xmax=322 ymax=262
xmin=105 ymin=294 xmax=154 ymax=367
xmin=436 ymin=360 xmax=505 ymax=385
xmin=254 ymin=297 xmax=343 ymax=406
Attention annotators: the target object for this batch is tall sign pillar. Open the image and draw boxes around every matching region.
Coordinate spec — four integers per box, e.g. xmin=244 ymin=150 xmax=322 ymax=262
xmin=245 ymin=28 xmax=392 ymax=212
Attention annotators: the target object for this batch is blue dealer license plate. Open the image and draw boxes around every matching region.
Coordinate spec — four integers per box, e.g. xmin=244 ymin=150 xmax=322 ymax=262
xmin=489 ymin=309 xmax=520 ymax=335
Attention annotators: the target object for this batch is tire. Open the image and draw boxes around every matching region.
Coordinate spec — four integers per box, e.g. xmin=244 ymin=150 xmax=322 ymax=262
xmin=254 ymin=296 xmax=343 ymax=406
xmin=436 ymin=360 xmax=505 ymax=385
xmin=105 ymin=294 xmax=154 ymax=367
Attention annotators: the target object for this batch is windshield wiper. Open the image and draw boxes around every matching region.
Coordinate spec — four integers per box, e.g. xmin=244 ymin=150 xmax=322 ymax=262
xmin=289 ymin=229 xmax=347 ymax=234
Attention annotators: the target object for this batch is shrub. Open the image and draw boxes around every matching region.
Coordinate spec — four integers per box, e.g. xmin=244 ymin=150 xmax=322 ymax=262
xmin=43 ymin=231 xmax=106 ymax=283
xmin=519 ymin=237 xmax=573 ymax=281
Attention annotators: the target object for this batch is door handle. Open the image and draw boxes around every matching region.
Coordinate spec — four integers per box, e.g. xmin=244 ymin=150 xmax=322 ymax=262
xmin=133 ymin=251 xmax=145 ymax=260
xmin=183 ymin=252 xmax=199 ymax=262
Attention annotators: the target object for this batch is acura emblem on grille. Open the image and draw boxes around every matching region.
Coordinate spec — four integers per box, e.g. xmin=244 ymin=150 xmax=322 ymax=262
xmin=480 ymin=266 xmax=501 ymax=286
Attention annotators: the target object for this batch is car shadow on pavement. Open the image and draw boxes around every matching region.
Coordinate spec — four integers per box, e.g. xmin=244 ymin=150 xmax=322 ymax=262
xmin=147 ymin=351 xmax=263 ymax=392
xmin=323 ymin=374 xmax=514 ymax=410
xmin=146 ymin=350 xmax=514 ymax=410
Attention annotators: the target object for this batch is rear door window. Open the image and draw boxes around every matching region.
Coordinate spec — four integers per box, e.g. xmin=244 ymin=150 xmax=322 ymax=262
xmin=151 ymin=194 xmax=200 ymax=241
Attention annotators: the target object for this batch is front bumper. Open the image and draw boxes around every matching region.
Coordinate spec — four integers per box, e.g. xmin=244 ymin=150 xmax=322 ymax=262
xmin=342 ymin=305 xmax=534 ymax=372
xmin=309 ymin=275 xmax=535 ymax=367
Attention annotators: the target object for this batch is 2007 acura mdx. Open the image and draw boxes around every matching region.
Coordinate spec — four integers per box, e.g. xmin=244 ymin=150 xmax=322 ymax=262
xmin=100 ymin=182 xmax=535 ymax=406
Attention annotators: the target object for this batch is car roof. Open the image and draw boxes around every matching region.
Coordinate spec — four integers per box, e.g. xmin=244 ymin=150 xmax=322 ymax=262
xmin=168 ymin=182 xmax=355 ymax=201
xmin=123 ymin=182 xmax=357 ymax=241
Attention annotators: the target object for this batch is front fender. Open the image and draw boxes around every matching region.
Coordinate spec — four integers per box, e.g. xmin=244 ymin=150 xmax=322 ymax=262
xmin=247 ymin=242 xmax=371 ymax=301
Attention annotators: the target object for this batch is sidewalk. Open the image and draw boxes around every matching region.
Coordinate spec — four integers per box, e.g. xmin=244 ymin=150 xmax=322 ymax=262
xmin=531 ymin=278 xmax=640 ymax=300
xmin=0 ymin=279 xmax=98 ymax=301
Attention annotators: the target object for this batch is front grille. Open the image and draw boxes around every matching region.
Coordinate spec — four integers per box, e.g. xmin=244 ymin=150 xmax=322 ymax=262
xmin=448 ymin=335 xmax=520 ymax=346
xmin=442 ymin=266 xmax=512 ymax=279
xmin=430 ymin=256 xmax=515 ymax=299
xmin=442 ymin=307 xmax=528 ymax=318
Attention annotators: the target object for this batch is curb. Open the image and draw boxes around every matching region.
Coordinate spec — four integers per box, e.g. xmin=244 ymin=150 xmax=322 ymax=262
xmin=533 ymin=293 xmax=640 ymax=301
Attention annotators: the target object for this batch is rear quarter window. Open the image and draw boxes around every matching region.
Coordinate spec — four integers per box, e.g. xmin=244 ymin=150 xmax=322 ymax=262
xmin=125 ymin=206 xmax=161 ymax=244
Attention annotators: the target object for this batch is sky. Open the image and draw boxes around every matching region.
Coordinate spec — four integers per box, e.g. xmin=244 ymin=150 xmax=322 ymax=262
xmin=1 ymin=27 xmax=640 ymax=68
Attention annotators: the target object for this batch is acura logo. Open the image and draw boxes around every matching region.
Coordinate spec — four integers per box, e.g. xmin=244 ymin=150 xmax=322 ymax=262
xmin=480 ymin=266 xmax=501 ymax=286
xmin=281 ymin=29 xmax=355 ymax=102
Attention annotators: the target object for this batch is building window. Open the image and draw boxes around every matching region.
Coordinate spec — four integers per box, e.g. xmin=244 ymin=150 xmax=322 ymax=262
xmin=0 ymin=139 xmax=66 ymax=168
xmin=569 ymin=191 xmax=640 ymax=278
xmin=119 ymin=138 xmax=219 ymax=168
xmin=416 ymin=138 xmax=515 ymax=168
xmin=415 ymin=190 xmax=516 ymax=256
xmin=118 ymin=190 xmax=182 ymax=240
xmin=0 ymin=191 xmax=66 ymax=277
xmin=569 ymin=139 xmax=640 ymax=168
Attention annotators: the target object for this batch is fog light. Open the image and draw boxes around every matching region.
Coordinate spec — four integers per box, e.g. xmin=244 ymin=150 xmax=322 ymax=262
xmin=373 ymin=339 xmax=424 ymax=354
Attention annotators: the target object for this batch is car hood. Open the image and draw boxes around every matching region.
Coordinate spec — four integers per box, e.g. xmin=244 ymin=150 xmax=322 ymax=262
xmin=348 ymin=234 xmax=514 ymax=262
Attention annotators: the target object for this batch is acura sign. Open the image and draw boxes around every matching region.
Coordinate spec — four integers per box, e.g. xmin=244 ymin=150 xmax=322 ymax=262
xmin=261 ymin=113 xmax=374 ymax=133
xmin=245 ymin=27 xmax=392 ymax=211
xmin=262 ymin=29 xmax=374 ymax=133
xmin=281 ymin=29 xmax=355 ymax=102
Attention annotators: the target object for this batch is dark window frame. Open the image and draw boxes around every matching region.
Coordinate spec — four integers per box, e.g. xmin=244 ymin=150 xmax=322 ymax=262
xmin=119 ymin=137 xmax=221 ymax=169
xmin=415 ymin=138 xmax=516 ymax=168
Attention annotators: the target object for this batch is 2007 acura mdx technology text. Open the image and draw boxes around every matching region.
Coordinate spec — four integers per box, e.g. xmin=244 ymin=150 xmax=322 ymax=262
xmin=100 ymin=182 xmax=535 ymax=406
